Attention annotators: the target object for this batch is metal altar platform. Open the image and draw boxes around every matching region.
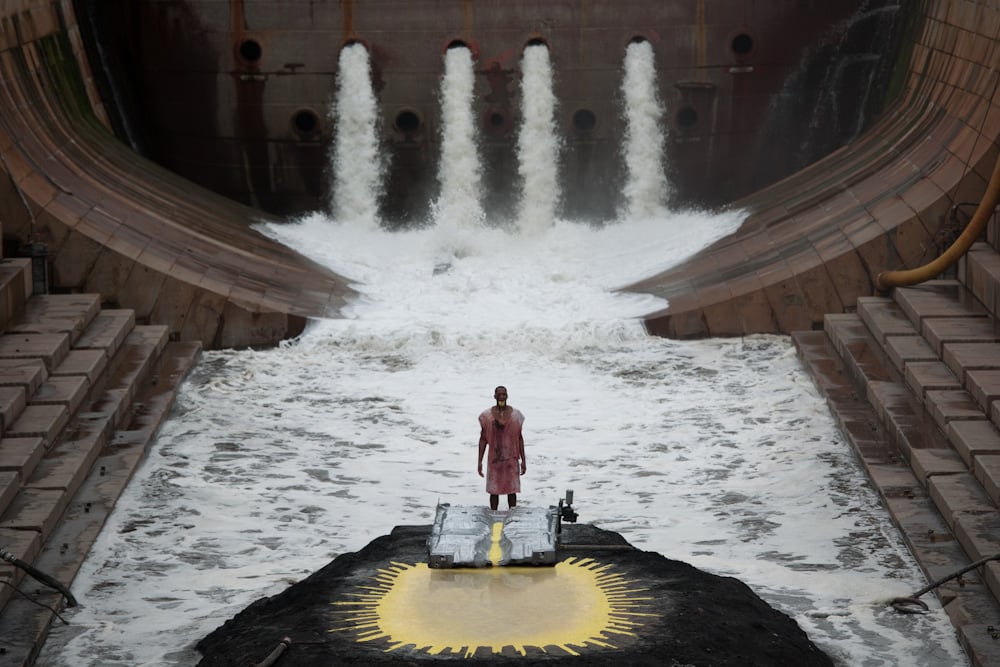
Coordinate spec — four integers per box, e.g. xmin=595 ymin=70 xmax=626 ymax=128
xmin=427 ymin=504 xmax=560 ymax=568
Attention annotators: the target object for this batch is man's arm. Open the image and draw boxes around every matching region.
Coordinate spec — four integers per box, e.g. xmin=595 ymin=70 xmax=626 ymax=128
xmin=518 ymin=433 xmax=526 ymax=474
xmin=477 ymin=430 xmax=487 ymax=477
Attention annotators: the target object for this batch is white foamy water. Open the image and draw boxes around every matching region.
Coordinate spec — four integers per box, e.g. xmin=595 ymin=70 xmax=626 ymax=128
xmin=621 ymin=40 xmax=669 ymax=218
xmin=516 ymin=45 xmax=560 ymax=235
xmin=433 ymin=46 xmax=484 ymax=229
xmin=330 ymin=43 xmax=382 ymax=227
xmin=39 ymin=207 xmax=968 ymax=667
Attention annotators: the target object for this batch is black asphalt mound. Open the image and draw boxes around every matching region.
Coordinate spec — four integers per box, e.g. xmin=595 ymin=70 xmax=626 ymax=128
xmin=196 ymin=524 xmax=834 ymax=666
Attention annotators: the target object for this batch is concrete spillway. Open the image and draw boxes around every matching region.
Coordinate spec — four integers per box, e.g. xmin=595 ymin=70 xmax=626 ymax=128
xmin=0 ymin=2 xmax=999 ymax=666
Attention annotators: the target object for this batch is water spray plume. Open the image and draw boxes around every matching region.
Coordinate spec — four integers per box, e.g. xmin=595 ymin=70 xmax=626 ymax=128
xmin=621 ymin=40 xmax=669 ymax=219
xmin=433 ymin=46 xmax=485 ymax=229
xmin=331 ymin=43 xmax=384 ymax=228
xmin=516 ymin=45 xmax=561 ymax=235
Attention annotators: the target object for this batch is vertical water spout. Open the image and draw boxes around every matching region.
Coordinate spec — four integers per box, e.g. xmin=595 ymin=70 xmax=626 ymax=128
xmin=433 ymin=46 xmax=484 ymax=229
xmin=621 ymin=40 xmax=669 ymax=219
xmin=516 ymin=44 xmax=560 ymax=235
xmin=330 ymin=43 xmax=383 ymax=227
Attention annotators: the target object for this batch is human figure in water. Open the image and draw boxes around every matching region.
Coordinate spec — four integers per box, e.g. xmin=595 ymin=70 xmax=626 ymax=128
xmin=477 ymin=386 xmax=526 ymax=510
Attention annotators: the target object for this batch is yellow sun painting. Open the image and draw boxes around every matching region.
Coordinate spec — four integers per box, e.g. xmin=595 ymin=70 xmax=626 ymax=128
xmin=330 ymin=557 xmax=656 ymax=658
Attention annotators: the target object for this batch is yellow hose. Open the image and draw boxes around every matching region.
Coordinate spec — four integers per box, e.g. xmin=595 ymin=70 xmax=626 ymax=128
xmin=876 ymin=152 xmax=1000 ymax=290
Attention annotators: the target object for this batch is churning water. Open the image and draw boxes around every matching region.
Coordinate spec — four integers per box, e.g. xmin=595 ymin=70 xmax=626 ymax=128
xmin=39 ymin=42 xmax=969 ymax=667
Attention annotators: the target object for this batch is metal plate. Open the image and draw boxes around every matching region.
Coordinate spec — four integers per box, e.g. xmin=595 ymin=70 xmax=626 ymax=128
xmin=427 ymin=504 xmax=557 ymax=568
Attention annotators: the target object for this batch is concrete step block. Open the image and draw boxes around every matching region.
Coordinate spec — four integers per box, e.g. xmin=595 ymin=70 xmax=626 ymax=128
xmin=922 ymin=317 xmax=1000 ymax=355
xmin=973 ymin=455 xmax=1000 ymax=506
xmin=868 ymin=381 xmax=922 ymax=459
xmin=24 ymin=427 xmax=107 ymax=502
xmin=109 ymin=341 xmax=202 ymax=457
xmin=966 ymin=369 xmax=1000 ymax=414
xmin=966 ymin=244 xmax=1000 ymax=318
xmin=0 ymin=437 xmax=45 ymax=481
xmin=824 ymin=314 xmax=893 ymax=407
xmin=0 ymin=258 xmax=31 ymax=334
xmin=942 ymin=342 xmax=1000 ymax=384
xmin=947 ymin=420 xmax=1000 ymax=468
xmin=882 ymin=491 xmax=988 ymax=607
xmin=0 ymin=385 xmax=27 ymax=433
xmin=77 ymin=389 xmax=130 ymax=435
xmin=824 ymin=313 xmax=869 ymax=362
xmin=51 ymin=349 xmax=107 ymax=384
xmin=858 ymin=296 xmax=920 ymax=343
xmin=0 ymin=444 xmax=149 ymax=662
xmin=911 ymin=448 xmax=969 ymax=482
xmin=22 ymin=294 xmax=100 ymax=323
xmin=894 ymin=281 xmax=987 ymax=326
xmin=959 ymin=618 xmax=1000 ymax=667
xmin=0 ymin=333 xmax=70 ymax=372
xmin=905 ymin=361 xmax=961 ymax=401
xmin=924 ymin=390 xmax=986 ymax=431
xmin=74 ymin=310 xmax=135 ymax=359
xmin=28 ymin=375 xmax=89 ymax=414
xmin=5 ymin=404 xmax=69 ymax=443
xmin=98 ymin=327 xmax=172 ymax=415
xmin=953 ymin=513 xmax=1000 ymax=603
xmin=885 ymin=335 xmax=938 ymax=374
xmin=928 ymin=473 xmax=995 ymax=532
xmin=0 ymin=359 xmax=46 ymax=395
xmin=791 ymin=331 xmax=854 ymax=399
xmin=0 ymin=593 xmax=55 ymax=666
xmin=11 ymin=294 xmax=101 ymax=346
xmin=132 ymin=324 xmax=169 ymax=359
xmin=0 ymin=527 xmax=40 ymax=613
xmin=0 ymin=487 xmax=68 ymax=539
xmin=0 ymin=470 xmax=19 ymax=511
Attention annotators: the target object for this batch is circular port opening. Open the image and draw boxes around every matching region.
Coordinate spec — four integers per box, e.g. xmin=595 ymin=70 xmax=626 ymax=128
xmin=239 ymin=39 xmax=262 ymax=63
xmin=292 ymin=109 xmax=320 ymax=136
xmin=447 ymin=40 xmax=468 ymax=50
xmin=484 ymin=109 xmax=511 ymax=136
xmin=628 ymin=35 xmax=648 ymax=45
xmin=573 ymin=109 xmax=597 ymax=132
xmin=731 ymin=33 xmax=754 ymax=55
xmin=395 ymin=109 xmax=421 ymax=133
xmin=525 ymin=37 xmax=548 ymax=48
xmin=676 ymin=107 xmax=698 ymax=129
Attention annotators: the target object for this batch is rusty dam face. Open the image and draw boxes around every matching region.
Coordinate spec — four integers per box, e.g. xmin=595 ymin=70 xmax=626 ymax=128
xmin=76 ymin=1 xmax=908 ymax=224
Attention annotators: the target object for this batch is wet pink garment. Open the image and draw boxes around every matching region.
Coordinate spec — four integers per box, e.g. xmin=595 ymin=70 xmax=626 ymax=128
xmin=479 ymin=408 xmax=525 ymax=495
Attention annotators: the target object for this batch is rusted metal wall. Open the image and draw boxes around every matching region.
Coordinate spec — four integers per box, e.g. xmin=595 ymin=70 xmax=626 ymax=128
xmin=79 ymin=0 xmax=891 ymax=222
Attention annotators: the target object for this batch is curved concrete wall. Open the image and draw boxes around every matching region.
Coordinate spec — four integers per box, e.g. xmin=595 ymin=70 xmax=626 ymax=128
xmin=0 ymin=1 xmax=994 ymax=349
xmin=0 ymin=0 xmax=354 ymax=349
xmin=633 ymin=0 xmax=1000 ymax=338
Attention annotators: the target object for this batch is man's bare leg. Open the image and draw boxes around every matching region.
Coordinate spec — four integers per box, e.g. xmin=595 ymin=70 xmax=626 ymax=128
xmin=489 ymin=494 xmax=499 ymax=510
xmin=508 ymin=493 xmax=517 ymax=508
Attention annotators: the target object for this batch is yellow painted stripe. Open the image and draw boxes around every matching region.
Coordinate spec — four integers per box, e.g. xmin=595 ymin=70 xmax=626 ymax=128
xmin=488 ymin=521 xmax=504 ymax=565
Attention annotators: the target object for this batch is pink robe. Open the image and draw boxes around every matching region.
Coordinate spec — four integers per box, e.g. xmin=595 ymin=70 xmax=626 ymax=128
xmin=479 ymin=408 xmax=525 ymax=495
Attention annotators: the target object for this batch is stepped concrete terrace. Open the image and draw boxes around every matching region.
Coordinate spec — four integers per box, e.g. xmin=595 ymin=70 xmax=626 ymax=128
xmin=0 ymin=258 xmax=200 ymax=666
xmin=793 ymin=241 xmax=1000 ymax=667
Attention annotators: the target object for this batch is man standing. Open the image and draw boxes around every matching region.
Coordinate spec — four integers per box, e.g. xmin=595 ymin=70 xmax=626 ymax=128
xmin=477 ymin=386 xmax=526 ymax=510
